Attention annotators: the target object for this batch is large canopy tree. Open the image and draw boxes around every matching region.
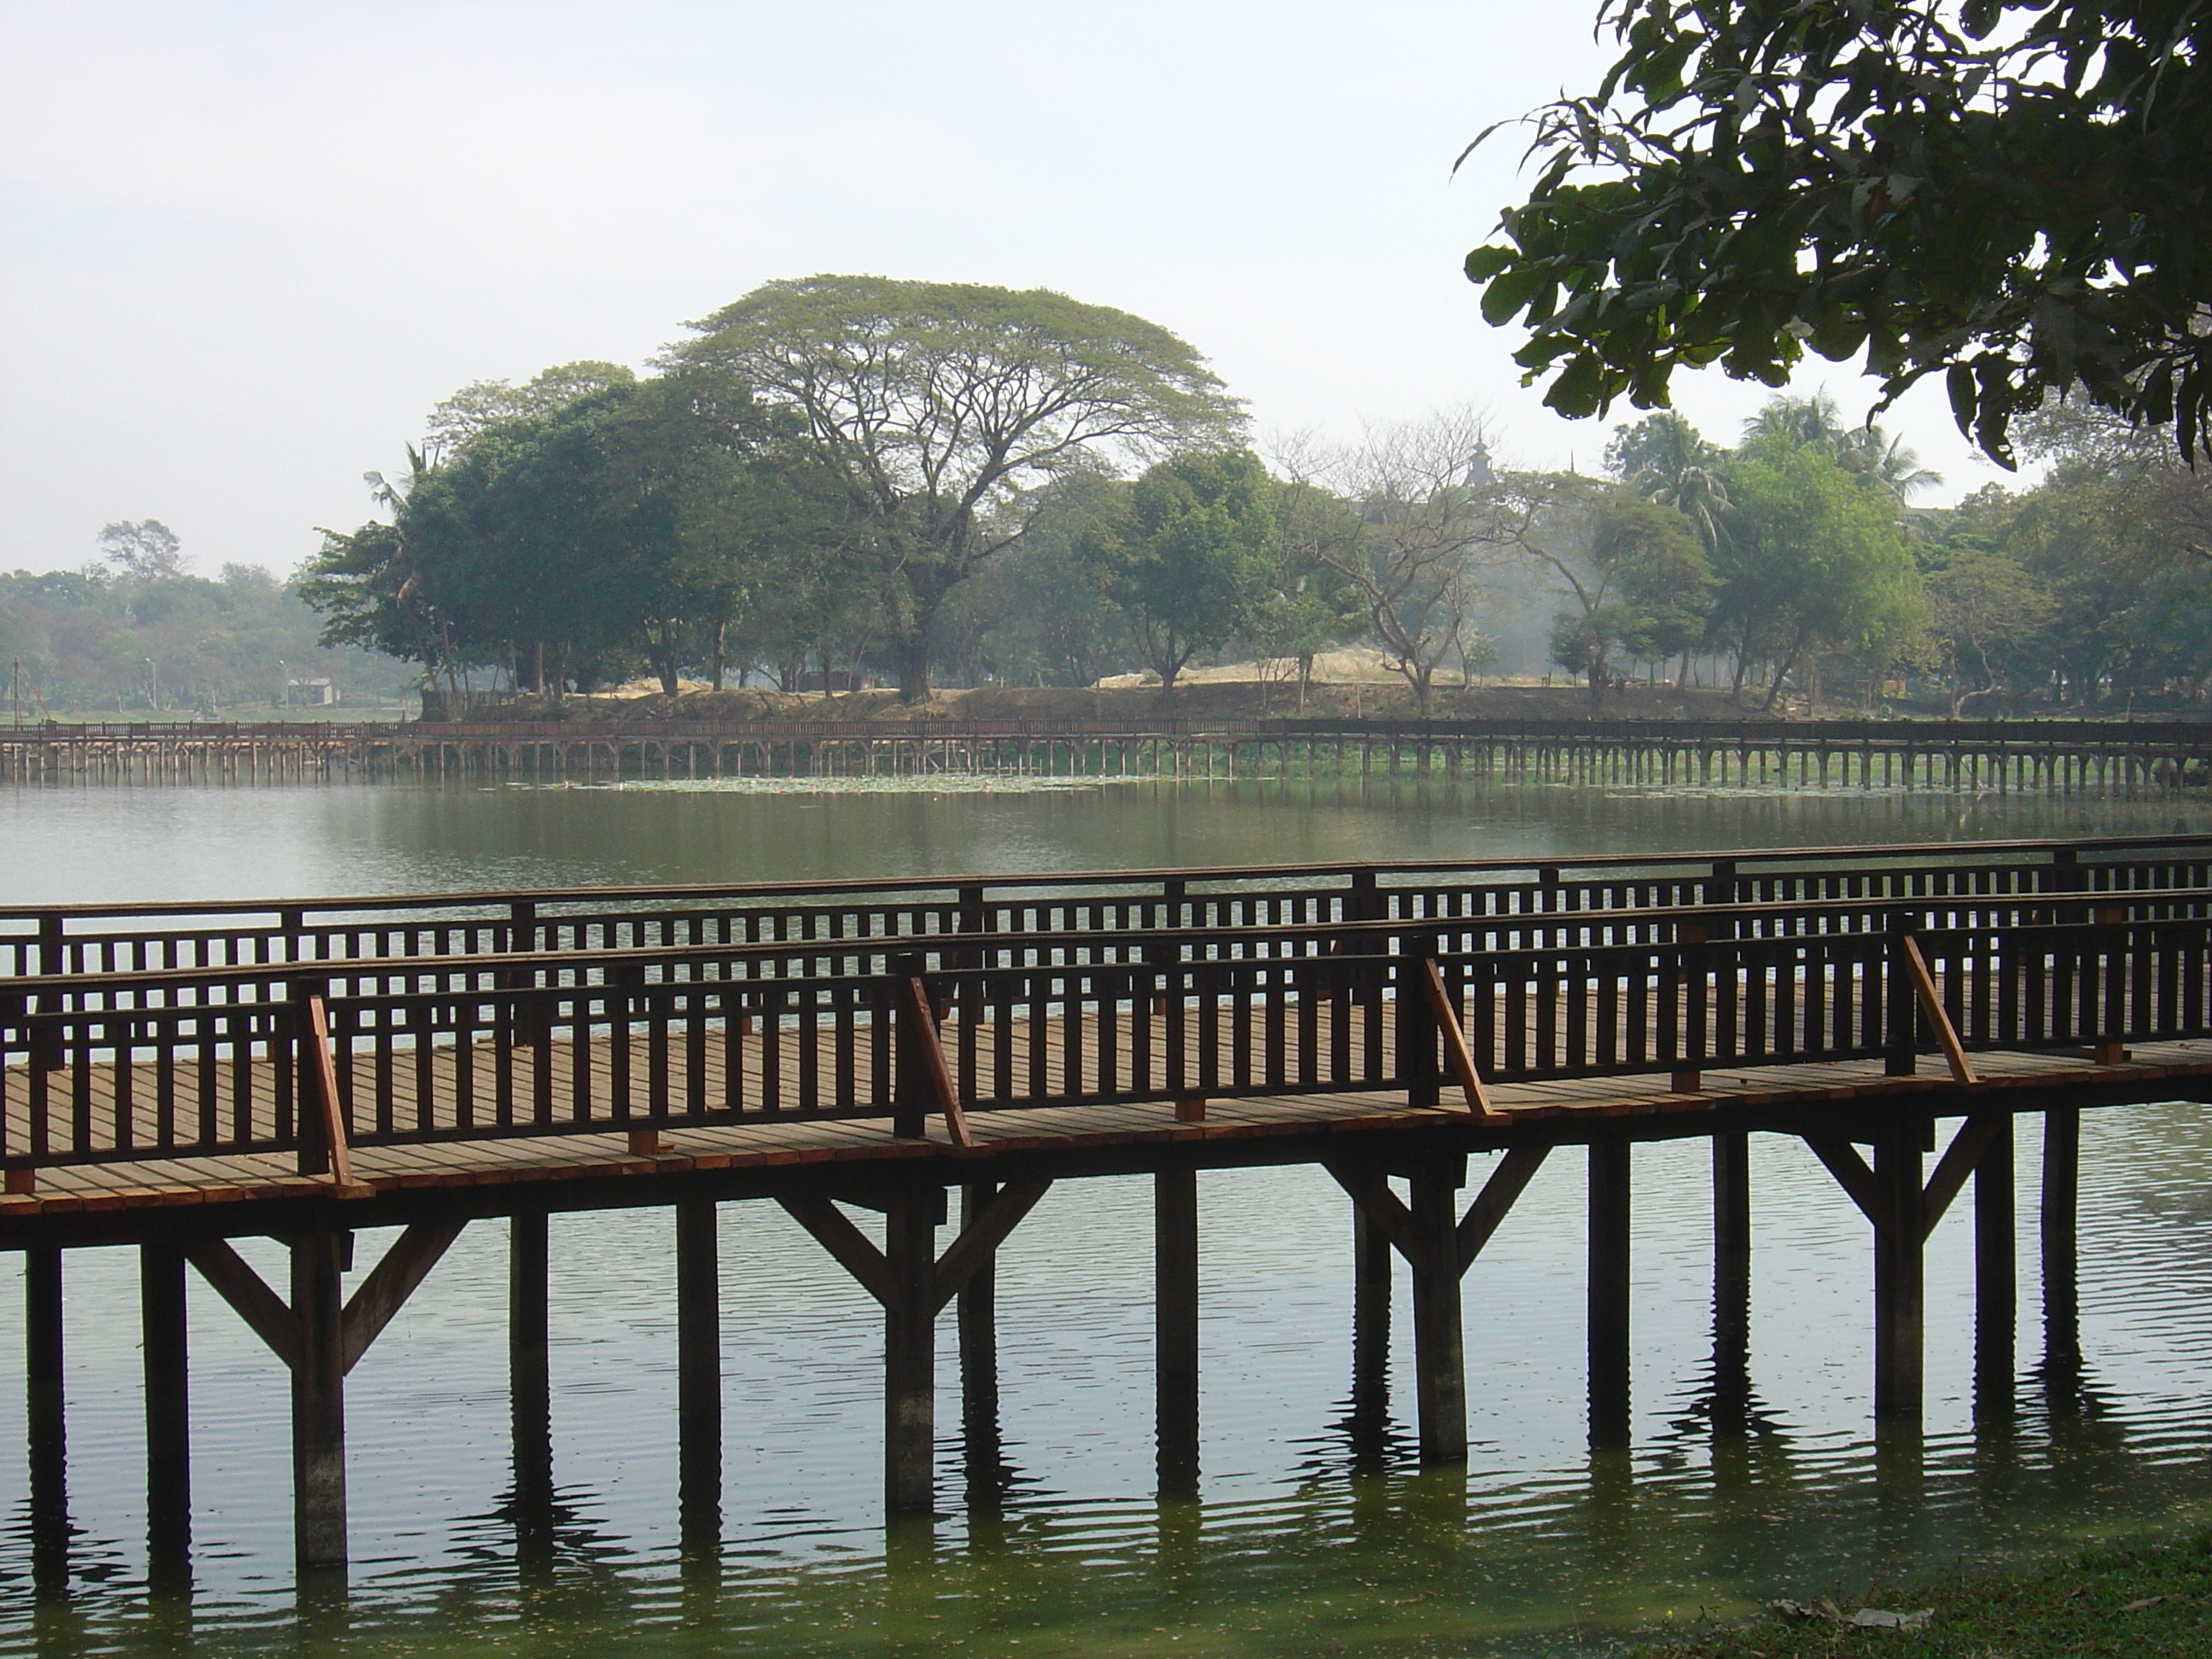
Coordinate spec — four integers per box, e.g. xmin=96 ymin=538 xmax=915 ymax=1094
xmin=1464 ymin=0 xmax=2212 ymax=465
xmin=665 ymin=275 xmax=1243 ymax=698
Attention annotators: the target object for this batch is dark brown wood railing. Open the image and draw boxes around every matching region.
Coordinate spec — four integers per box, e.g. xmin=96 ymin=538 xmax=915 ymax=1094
xmin=5 ymin=834 xmax=2209 ymax=983
xmin=4 ymin=848 xmax=2209 ymax=1182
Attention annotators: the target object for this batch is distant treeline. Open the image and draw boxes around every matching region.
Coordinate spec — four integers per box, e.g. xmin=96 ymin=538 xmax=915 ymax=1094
xmin=249 ymin=273 xmax=2212 ymax=713
xmin=0 ymin=523 xmax=414 ymax=713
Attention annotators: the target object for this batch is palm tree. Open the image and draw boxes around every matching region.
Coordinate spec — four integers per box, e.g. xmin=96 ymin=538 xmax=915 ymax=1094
xmin=1838 ymin=427 xmax=1944 ymax=500
xmin=1742 ymin=390 xmax=1849 ymax=449
xmin=1743 ymin=391 xmax=1942 ymax=500
xmin=1608 ymin=411 xmax=1734 ymax=551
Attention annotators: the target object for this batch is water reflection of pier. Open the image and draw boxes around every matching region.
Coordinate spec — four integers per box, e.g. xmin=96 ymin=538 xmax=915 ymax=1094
xmin=5 ymin=834 xmax=2211 ymax=1592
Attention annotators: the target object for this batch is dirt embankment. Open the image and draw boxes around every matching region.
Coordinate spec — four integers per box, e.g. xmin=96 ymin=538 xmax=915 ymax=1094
xmin=485 ymin=681 xmax=1758 ymax=725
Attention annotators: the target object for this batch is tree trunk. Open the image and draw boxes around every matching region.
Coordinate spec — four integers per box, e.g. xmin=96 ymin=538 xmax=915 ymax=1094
xmin=893 ymin=632 xmax=933 ymax=701
xmin=708 ymin=623 xmax=727 ymax=693
xmin=1761 ymin=637 xmax=1806 ymax=714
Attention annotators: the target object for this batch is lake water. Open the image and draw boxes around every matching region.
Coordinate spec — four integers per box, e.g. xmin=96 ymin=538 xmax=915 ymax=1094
xmin=4 ymin=774 xmax=2212 ymax=1657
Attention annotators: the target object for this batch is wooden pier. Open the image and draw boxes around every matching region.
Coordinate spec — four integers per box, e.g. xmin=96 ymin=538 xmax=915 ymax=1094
xmin=6 ymin=834 xmax=2212 ymax=1586
xmin=7 ymin=713 xmax=2212 ymax=794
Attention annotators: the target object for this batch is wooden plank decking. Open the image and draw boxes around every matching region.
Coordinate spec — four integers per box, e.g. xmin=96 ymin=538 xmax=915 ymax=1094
xmin=8 ymin=1037 xmax=2209 ymax=1222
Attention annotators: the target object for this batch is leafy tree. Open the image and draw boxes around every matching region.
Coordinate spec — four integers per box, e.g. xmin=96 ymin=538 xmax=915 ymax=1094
xmin=1240 ymin=479 xmax=1367 ymax=709
xmin=1927 ymin=539 xmax=2057 ymax=715
xmin=96 ymin=520 xmax=187 ymax=580
xmin=953 ymin=473 xmax=1135 ymax=689
xmin=1462 ymin=0 xmax=2212 ymax=464
xmin=1995 ymin=410 xmax=2212 ymax=703
xmin=2 ymin=560 xmax=409 ymax=712
xmin=1714 ymin=439 xmax=1926 ymax=709
xmin=1530 ymin=484 xmax=1714 ymax=707
xmin=666 ymin=275 xmax=1243 ymax=698
xmin=1079 ymin=450 xmax=1278 ymax=699
xmin=308 ymin=366 xmax=839 ymax=700
xmin=426 ymin=361 xmax=637 ymax=456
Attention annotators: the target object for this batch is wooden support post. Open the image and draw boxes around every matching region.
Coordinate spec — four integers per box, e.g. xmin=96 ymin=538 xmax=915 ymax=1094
xmin=1408 ymin=1169 xmax=1467 ymax=1464
xmin=1975 ymin=1116 xmax=2016 ymax=1421
xmin=2041 ymin=1107 xmax=2082 ymax=1389
xmin=509 ymin=1211 xmax=553 ymax=1538
xmin=676 ymin=1198 xmax=721 ymax=1553
xmin=1155 ymin=1167 xmax=1201 ymax=1495
xmin=1872 ymin=1118 xmax=1925 ymax=1418
xmin=26 ymin=1248 xmax=67 ymax=1596
xmin=1349 ymin=1200 xmax=1391 ymax=1466
xmin=1711 ymin=1131 xmax=1751 ymax=1441
xmin=1588 ymin=1139 xmax=1633 ymax=1448
xmin=142 ymin=1241 xmax=191 ymax=1592
xmin=777 ymin=1178 xmax=1047 ymax=1515
xmin=290 ymin=1222 xmax=349 ymax=1575
xmin=1396 ymin=939 xmax=1442 ymax=1109
xmin=958 ymin=1183 xmax=1004 ymax=1510
xmin=883 ymin=1186 xmax=938 ymax=1512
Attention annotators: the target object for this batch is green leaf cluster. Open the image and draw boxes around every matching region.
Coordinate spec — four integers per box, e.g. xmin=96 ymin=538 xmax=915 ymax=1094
xmin=1464 ymin=0 xmax=2212 ymax=465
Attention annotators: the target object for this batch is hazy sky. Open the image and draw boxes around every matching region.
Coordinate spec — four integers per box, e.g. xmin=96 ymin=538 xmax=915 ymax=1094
xmin=0 ymin=1 xmax=2006 ymax=579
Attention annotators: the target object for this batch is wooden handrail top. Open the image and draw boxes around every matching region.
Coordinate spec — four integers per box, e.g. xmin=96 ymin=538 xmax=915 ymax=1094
xmin=1 ymin=831 xmax=2206 ymax=927
xmin=3 ymin=888 xmax=2199 ymax=1002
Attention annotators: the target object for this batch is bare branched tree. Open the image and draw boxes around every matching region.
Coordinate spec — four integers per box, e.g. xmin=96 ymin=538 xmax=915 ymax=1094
xmin=1274 ymin=410 xmax=1527 ymax=715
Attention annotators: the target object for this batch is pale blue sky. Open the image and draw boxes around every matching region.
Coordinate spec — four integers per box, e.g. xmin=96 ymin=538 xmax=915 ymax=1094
xmin=0 ymin=1 xmax=2000 ymax=578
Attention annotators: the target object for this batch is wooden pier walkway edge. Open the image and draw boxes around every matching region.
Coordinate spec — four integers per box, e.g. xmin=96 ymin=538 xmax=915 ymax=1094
xmin=7 ymin=1042 xmax=2204 ymax=1246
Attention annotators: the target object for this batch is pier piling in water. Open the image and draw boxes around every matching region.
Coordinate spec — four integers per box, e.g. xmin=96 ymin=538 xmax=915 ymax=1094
xmin=1588 ymin=1139 xmax=1633 ymax=1447
xmin=1155 ymin=1167 xmax=1201 ymax=1494
xmin=509 ymin=1210 xmax=554 ymax=1539
xmin=677 ymin=1198 xmax=722 ymax=1550
xmin=142 ymin=1240 xmax=191 ymax=1591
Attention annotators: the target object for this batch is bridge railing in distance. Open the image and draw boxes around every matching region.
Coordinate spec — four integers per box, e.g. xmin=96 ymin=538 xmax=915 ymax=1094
xmin=11 ymin=881 xmax=2212 ymax=1018
xmin=3 ymin=833 xmax=2209 ymax=982
xmin=3 ymin=876 xmax=2209 ymax=1181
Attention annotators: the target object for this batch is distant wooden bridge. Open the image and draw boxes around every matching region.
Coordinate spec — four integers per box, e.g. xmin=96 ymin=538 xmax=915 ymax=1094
xmin=6 ymin=834 xmax=2212 ymax=1587
xmin=7 ymin=714 xmax=2212 ymax=792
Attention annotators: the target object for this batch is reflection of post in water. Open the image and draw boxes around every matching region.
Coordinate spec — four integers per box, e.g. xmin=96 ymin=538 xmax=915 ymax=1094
xmin=26 ymin=1249 xmax=68 ymax=1601
xmin=1709 ymin=1132 xmax=1751 ymax=1444
xmin=142 ymin=1241 xmax=192 ymax=1596
xmin=1155 ymin=1167 xmax=1200 ymax=1499
xmin=2040 ymin=1107 xmax=2083 ymax=1412
xmin=1975 ymin=1118 xmax=2017 ymax=1423
xmin=1348 ymin=1202 xmax=1392 ymax=1471
xmin=883 ymin=1509 xmax=938 ymax=1591
xmin=1871 ymin=1417 xmax=1926 ymax=1522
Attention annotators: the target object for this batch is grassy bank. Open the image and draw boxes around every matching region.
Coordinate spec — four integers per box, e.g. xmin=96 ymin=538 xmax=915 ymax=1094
xmin=1637 ymin=1530 xmax=2212 ymax=1656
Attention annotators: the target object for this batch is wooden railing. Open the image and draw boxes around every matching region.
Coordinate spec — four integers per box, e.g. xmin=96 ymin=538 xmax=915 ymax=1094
xmin=4 ymin=853 xmax=2209 ymax=1182
xmin=6 ymin=834 xmax=2209 ymax=984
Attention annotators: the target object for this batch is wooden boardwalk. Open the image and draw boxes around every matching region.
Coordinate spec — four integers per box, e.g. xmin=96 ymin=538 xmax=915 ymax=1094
xmin=11 ymin=832 xmax=2212 ymax=1589
xmin=7 ymin=1033 xmax=2206 ymax=1220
